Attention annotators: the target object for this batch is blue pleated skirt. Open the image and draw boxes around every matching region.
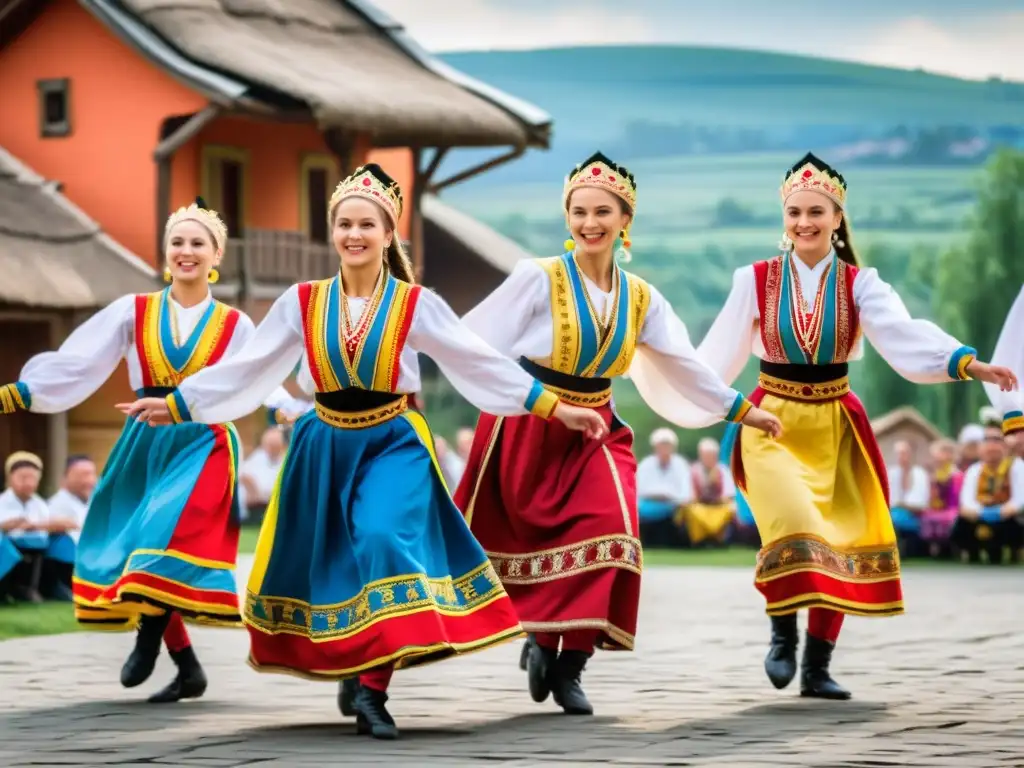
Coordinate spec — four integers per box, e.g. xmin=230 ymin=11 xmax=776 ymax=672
xmin=73 ymin=416 xmax=242 ymax=629
xmin=245 ymin=408 xmax=522 ymax=680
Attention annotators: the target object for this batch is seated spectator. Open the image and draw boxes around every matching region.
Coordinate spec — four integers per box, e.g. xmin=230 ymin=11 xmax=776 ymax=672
xmin=637 ymin=428 xmax=692 ymax=548
xmin=0 ymin=452 xmax=50 ymax=602
xmin=953 ymin=425 xmax=1024 ymax=564
xmin=956 ymin=423 xmax=984 ymax=472
xmin=685 ymin=437 xmax=736 ymax=548
xmin=45 ymin=455 xmax=98 ymax=598
xmin=240 ymin=427 xmax=287 ymax=526
xmin=0 ymin=529 xmax=20 ymax=603
xmin=888 ymin=440 xmax=930 ymax=558
xmin=920 ymin=439 xmax=962 ymax=558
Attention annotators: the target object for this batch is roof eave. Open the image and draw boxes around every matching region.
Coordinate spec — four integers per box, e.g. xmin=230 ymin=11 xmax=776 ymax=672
xmin=342 ymin=0 xmax=552 ymax=149
xmin=80 ymin=0 xmax=249 ymax=106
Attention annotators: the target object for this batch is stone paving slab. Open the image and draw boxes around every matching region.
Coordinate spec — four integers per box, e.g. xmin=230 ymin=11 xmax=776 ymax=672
xmin=1 ymin=562 xmax=1023 ymax=766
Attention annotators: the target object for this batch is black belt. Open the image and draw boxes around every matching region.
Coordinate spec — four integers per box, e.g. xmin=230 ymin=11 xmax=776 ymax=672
xmin=135 ymin=387 xmax=175 ymax=398
xmin=315 ymin=389 xmax=406 ymax=413
xmin=519 ymin=357 xmax=610 ymax=393
xmin=759 ymin=360 xmax=848 ymax=384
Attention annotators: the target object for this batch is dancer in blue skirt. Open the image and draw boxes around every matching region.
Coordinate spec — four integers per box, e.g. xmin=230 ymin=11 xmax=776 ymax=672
xmin=0 ymin=198 xmax=254 ymax=702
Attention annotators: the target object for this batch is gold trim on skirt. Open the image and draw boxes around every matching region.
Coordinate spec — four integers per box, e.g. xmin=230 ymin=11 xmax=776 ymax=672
xmin=542 ymin=383 xmax=612 ymax=408
xmin=315 ymin=395 xmax=408 ymax=429
xmin=757 ymin=373 xmax=849 ymax=402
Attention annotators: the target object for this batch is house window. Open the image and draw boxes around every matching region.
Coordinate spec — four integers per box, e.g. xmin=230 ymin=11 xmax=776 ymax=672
xmin=37 ymin=79 xmax=70 ymax=138
xmin=201 ymin=146 xmax=249 ymax=237
xmin=300 ymin=154 xmax=339 ymax=244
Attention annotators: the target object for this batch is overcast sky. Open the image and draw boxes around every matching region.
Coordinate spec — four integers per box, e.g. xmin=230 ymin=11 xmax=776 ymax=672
xmin=371 ymin=0 xmax=1024 ymax=81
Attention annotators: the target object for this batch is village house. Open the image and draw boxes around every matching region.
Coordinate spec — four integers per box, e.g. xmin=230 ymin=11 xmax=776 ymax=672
xmin=0 ymin=0 xmax=546 ymax=484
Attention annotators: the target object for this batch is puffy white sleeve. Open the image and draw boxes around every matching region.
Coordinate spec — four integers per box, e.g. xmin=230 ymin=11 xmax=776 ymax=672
xmin=959 ymin=463 xmax=981 ymax=512
xmin=628 ymin=282 xmax=751 ymax=429
xmin=169 ymin=285 xmax=305 ymax=424
xmin=855 ymin=267 xmax=975 ymax=385
xmin=3 ymin=295 xmax=134 ymax=414
xmin=461 ymin=259 xmax=545 ymax=355
xmin=410 ymin=288 xmax=558 ymax=418
xmin=984 ymin=285 xmax=1024 ymax=434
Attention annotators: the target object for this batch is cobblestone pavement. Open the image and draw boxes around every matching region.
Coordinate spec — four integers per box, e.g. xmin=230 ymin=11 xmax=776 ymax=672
xmin=2 ymin=561 xmax=1023 ymax=767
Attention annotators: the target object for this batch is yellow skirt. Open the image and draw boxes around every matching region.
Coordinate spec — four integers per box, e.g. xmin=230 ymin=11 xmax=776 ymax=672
xmin=738 ymin=391 xmax=903 ymax=617
xmin=685 ymin=502 xmax=735 ymax=544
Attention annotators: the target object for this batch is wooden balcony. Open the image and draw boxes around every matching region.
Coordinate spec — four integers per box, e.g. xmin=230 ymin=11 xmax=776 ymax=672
xmin=219 ymin=229 xmax=336 ymax=297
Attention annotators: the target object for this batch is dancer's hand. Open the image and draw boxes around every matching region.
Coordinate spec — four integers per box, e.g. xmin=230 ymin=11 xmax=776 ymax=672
xmin=966 ymin=360 xmax=1018 ymax=391
xmin=553 ymin=403 xmax=608 ymax=440
xmin=116 ymin=397 xmax=173 ymax=426
xmin=742 ymin=406 xmax=783 ymax=439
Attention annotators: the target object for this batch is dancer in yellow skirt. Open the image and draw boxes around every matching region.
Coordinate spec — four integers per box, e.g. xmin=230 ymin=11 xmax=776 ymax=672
xmin=631 ymin=152 xmax=1017 ymax=699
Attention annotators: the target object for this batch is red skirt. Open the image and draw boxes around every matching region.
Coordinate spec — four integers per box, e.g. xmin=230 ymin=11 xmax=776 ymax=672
xmin=453 ymin=405 xmax=641 ymax=650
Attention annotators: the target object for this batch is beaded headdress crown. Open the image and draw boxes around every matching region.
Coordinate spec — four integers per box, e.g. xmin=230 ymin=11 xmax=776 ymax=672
xmin=781 ymin=152 xmax=847 ymax=209
xmin=563 ymin=151 xmax=637 ymax=212
xmin=165 ymin=196 xmax=228 ymax=252
xmin=329 ymin=163 xmax=403 ymax=227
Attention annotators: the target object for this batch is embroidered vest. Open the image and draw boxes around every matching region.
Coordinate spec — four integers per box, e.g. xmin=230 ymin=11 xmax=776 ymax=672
xmin=133 ymin=289 xmax=240 ymax=389
xmin=976 ymin=458 xmax=1013 ymax=506
xmin=536 ymin=253 xmax=651 ymax=378
xmin=298 ymin=273 xmax=420 ymax=393
xmin=753 ymin=252 xmax=860 ymax=365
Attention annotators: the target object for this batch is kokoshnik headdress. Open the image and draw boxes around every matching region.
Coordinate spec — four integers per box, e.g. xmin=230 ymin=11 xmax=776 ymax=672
xmin=780 ymin=152 xmax=847 ymax=209
xmin=164 ymin=196 xmax=228 ymax=254
xmin=329 ymin=163 xmax=403 ymax=229
xmin=563 ymin=151 xmax=637 ymax=251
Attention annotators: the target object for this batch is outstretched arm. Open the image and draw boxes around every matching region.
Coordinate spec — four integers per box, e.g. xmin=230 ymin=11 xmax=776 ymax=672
xmin=856 ymin=268 xmax=1016 ymax=391
xmin=630 ymin=282 xmax=780 ymax=436
xmin=412 ymin=288 xmax=607 ymax=439
xmin=1 ymin=295 xmax=133 ymax=415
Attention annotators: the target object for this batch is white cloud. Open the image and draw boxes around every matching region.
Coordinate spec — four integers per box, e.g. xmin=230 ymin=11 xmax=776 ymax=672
xmin=843 ymin=12 xmax=1024 ymax=80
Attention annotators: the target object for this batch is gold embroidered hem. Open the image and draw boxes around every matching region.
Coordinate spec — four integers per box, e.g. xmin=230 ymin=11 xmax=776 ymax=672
xmin=520 ymin=618 xmax=636 ymax=650
xmin=245 ymin=562 xmax=506 ymax=641
xmin=487 ymin=534 xmax=643 ymax=585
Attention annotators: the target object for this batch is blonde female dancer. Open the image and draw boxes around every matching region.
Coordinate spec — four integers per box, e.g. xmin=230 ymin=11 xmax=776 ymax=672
xmin=0 ymin=198 xmax=254 ymax=702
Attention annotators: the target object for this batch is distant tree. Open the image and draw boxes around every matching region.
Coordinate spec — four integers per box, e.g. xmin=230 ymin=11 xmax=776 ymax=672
xmin=712 ymin=197 xmax=755 ymax=227
xmin=932 ymin=148 xmax=1024 ymax=433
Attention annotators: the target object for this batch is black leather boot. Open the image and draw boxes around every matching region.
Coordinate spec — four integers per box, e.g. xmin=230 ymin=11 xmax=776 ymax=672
xmin=764 ymin=613 xmax=799 ymax=689
xmin=337 ymin=678 xmax=359 ymax=716
xmin=148 ymin=646 xmax=208 ymax=703
xmin=353 ymin=686 xmax=399 ymax=740
xmin=121 ymin=612 xmax=171 ymax=688
xmin=551 ymin=650 xmax=593 ymax=715
xmin=519 ymin=634 xmax=535 ymax=671
xmin=527 ymin=640 xmax=558 ymax=703
xmin=800 ymin=633 xmax=851 ymax=699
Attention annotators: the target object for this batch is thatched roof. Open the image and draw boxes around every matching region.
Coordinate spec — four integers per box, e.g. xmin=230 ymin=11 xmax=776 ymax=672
xmin=97 ymin=0 xmax=550 ymax=148
xmin=421 ymin=194 xmax=533 ymax=275
xmin=0 ymin=146 xmax=157 ymax=308
xmin=870 ymin=406 xmax=942 ymax=441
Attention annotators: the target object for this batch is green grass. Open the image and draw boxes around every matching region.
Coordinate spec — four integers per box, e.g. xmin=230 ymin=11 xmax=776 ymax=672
xmin=0 ymin=600 xmax=81 ymax=641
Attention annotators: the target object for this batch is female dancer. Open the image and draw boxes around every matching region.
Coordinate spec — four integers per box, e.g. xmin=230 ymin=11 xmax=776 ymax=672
xmin=119 ymin=164 xmax=607 ymax=739
xmin=454 ymin=151 xmax=782 ymax=716
xmin=632 ymin=152 xmax=1017 ymax=699
xmin=0 ymin=197 xmax=253 ymax=703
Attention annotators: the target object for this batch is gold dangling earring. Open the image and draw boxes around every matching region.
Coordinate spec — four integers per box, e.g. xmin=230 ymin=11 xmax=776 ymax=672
xmin=831 ymin=231 xmax=845 ymax=249
xmin=778 ymin=233 xmax=793 ymax=253
xmin=208 ymin=268 xmax=220 ymax=284
xmin=563 ymin=238 xmax=575 ymax=253
xmin=163 ymin=267 xmax=172 ymax=283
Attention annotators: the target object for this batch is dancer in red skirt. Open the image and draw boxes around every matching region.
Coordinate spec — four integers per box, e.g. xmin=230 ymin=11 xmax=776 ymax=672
xmin=453 ymin=151 xmax=782 ymax=715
